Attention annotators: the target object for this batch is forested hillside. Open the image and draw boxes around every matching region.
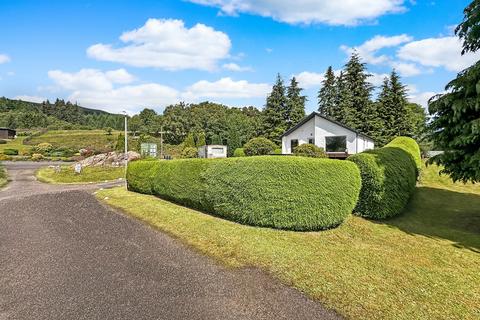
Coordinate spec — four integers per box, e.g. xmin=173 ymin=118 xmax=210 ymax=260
xmin=0 ymin=97 xmax=124 ymax=130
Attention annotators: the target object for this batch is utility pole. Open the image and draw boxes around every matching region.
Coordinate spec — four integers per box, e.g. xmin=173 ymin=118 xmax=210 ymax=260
xmin=159 ymin=126 xmax=165 ymax=159
xmin=123 ymin=111 xmax=128 ymax=189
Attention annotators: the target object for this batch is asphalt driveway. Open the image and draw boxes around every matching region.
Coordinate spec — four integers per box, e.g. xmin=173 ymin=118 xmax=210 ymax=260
xmin=0 ymin=162 xmax=340 ymax=320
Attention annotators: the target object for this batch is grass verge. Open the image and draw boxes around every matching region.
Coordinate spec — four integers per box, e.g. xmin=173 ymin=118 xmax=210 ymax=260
xmin=37 ymin=165 xmax=124 ymax=184
xmin=0 ymin=163 xmax=7 ymax=188
xmin=97 ymin=164 xmax=480 ymax=320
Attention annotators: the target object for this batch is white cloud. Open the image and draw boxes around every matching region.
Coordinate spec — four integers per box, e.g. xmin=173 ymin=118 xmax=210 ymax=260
xmin=87 ymin=18 xmax=231 ymax=71
xmin=369 ymin=72 xmax=389 ymax=86
xmin=0 ymin=54 xmax=10 ymax=64
xmin=408 ymin=91 xmax=437 ymax=108
xmin=182 ymin=77 xmax=270 ymax=100
xmin=189 ymin=0 xmax=407 ymax=26
xmin=295 ymin=71 xmax=325 ymax=89
xmin=48 ymin=68 xmax=135 ymax=91
xmin=47 ymin=69 xmax=271 ymax=113
xmin=48 ymin=68 xmax=178 ymax=113
xmin=14 ymin=95 xmax=46 ymax=103
xmin=391 ymin=62 xmax=421 ymax=76
xmin=222 ymin=63 xmax=253 ymax=72
xmin=398 ymin=36 xmax=480 ymax=72
xmin=341 ymin=34 xmax=413 ymax=65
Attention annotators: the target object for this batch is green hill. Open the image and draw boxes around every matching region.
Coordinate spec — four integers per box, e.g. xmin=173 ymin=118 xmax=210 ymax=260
xmin=0 ymin=97 xmax=124 ymax=130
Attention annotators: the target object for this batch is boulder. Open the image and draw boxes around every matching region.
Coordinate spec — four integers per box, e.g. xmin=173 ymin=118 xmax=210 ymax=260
xmin=76 ymin=151 xmax=140 ymax=167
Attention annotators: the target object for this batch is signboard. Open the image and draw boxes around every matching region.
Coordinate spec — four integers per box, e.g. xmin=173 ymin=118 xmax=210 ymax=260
xmin=141 ymin=143 xmax=157 ymax=158
xmin=74 ymin=163 xmax=82 ymax=174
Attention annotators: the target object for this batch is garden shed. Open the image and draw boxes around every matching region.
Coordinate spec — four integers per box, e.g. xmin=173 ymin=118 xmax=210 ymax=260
xmin=198 ymin=145 xmax=227 ymax=159
xmin=0 ymin=128 xmax=16 ymax=139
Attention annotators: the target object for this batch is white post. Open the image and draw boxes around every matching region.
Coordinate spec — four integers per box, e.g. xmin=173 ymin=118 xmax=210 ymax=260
xmin=123 ymin=111 xmax=128 ymax=190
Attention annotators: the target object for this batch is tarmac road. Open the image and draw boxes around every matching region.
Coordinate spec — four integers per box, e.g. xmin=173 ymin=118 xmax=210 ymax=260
xmin=0 ymin=161 xmax=340 ymax=320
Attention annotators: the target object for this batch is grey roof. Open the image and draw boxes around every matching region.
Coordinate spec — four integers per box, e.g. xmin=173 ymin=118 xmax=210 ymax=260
xmin=0 ymin=128 xmax=16 ymax=131
xmin=280 ymin=112 xmax=374 ymax=141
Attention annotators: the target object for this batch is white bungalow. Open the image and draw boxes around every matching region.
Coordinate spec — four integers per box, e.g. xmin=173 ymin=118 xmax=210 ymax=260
xmin=281 ymin=112 xmax=374 ymax=158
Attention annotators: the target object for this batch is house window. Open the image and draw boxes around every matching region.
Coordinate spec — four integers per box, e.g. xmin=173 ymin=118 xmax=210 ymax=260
xmin=308 ymin=138 xmax=314 ymax=144
xmin=290 ymin=139 xmax=299 ymax=151
xmin=325 ymin=136 xmax=347 ymax=152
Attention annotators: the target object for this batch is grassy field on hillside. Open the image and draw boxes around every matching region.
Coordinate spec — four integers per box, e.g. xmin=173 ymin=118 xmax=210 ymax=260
xmin=26 ymin=130 xmax=120 ymax=150
xmin=98 ymin=164 xmax=480 ymax=320
xmin=0 ymin=136 xmax=32 ymax=154
xmin=37 ymin=165 xmax=124 ymax=184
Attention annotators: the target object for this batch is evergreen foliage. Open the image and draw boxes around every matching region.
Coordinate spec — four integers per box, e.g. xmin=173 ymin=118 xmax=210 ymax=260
xmin=318 ymin=66 xmax=337 ymax=117
xmin=427 ymin=0 xmax=480 ymax=182
xmin=285 ymin=77 xmax=306 ymax=128
xmin=263 ymin=74 xmax=288 ymax=144
xmin=243 ymin=137 xmax=276 ymax=156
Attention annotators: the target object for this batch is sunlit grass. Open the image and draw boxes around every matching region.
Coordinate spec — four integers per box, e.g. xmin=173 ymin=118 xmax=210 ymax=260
xmin=0 ymin=136 xmax=31 ymax=154
xmin=26 ymin=130 xmax=120 ymax=150
xmin=37 ymin=165 xmax=124 ymax=184
xmin=97 ymin=164 xmax=480 ymax=320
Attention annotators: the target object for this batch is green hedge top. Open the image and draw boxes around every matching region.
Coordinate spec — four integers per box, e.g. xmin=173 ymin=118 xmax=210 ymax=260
xmin=347 ymin=137 xmax=420 ymax=219
xmin=386 ymin=137 xmax=422 ymax=175
xmin=127 ymin=156 xmax=361 ymax=231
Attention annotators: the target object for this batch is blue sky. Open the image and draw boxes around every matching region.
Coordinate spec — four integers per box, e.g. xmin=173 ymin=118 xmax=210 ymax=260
xmin=0 ymin=0 xmax=476 ymax=114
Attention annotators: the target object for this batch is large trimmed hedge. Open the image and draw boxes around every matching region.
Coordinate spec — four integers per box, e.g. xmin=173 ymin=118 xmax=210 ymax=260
xmin=347 ymin=137 xmax=420 ymax=219
xmin=127 ymin=156 xmax=361 ymax=231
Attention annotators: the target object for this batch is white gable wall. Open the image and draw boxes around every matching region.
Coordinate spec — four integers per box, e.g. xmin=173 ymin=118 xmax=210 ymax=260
xmin=281 ymin=117 xmax=315 ymax=154
xmin=281 ymin=114 xmax=374 ymax=154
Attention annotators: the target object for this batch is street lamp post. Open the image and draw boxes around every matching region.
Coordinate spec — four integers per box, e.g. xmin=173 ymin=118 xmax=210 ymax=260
xmin=123 ymin=111 xmax=128 ymax=189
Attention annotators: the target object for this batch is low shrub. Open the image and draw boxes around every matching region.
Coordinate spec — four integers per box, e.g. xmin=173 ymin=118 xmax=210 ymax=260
xmin=0 ymin=154 xmax=12 ymax=161
xmin=347 ymin=137 xmax=420 ymax=219
xmin=233 ymin=148 xmax=246 ymax=157
xmin=3 ymin=148 xmax=18 ymax=156
xmin=32 ymin=143 xmax=53 ymax=155
xmin=128 ymin=156 xmax=361 ymax=231
xmin=273 ymin=148 xmax=283 ymax=155
xmin=293 ymin=144 xmax=327 ymax=158
xmin=243 ymin=137 xmax=276 ymax=156
xmin=181 ymin=147 xmax=198 ymax=159
xmin=31 ymin=153 xmax=44 ymax=161
xmin=0 ymin=139 xmax=7 ymax=144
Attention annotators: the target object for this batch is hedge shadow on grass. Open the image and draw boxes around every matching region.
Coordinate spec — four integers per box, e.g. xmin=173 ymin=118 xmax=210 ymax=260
xmin=380 ymin=186 xmax=480 ymax=253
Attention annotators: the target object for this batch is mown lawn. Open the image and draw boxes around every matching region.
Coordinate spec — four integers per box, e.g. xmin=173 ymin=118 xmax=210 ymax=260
xmin=26 ymin=130 xmax=120 ymax=150
xmin=37 ymin=165 xmax=124 ymax=184
xmin=97 ymin=164 xmax=480 ymax=320
xmin=0 ymin=136 xmax=32 ymax=154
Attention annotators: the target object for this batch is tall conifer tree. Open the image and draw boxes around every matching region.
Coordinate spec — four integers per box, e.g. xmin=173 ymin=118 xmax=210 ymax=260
xmin=318 ymin=66 xmax=337 ymax=117
xmin=262 ymin=73 xmax=288 ymax=144
xmin=286 ymin=76 xmax=306 ymax=128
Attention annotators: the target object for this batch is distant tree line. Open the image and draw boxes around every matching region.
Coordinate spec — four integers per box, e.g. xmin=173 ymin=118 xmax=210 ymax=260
xmin=0 ymin=97 xmax=124 ymax=130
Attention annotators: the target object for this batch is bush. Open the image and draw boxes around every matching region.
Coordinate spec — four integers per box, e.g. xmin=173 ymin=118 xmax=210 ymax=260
xmin=181 ymin=147 xmax=198 ymax=158
xmin=386 ymin=136 xmax=422 ymax=175
xmin=128 ymin=159 xmax=212 ymax=211
xmin=0 ymin=140 xmax=7 ymax=144
xmin=233 ymin=148 xmax=246 ymax=157
xmin=31 ymin=153 xmax=44 ymax=161
xmin=128 ymin=157 xmax=361 ymax=231
xmin=3 ymin=148 xmax=18 ymax=156
xmin=0 ymin=154 xmax=12 ymax=161
xmin=347 ymin=137 xmax=421 ymax=219
xmin=243 ymin=137 xmax=276 ymax=156
xmin=32 ymin=143 xmax=53 ymax=155
xmin=293 ymin=144 xmax=326 ymax=158
xmin=273 ymin=148 xmax=282 ymax=155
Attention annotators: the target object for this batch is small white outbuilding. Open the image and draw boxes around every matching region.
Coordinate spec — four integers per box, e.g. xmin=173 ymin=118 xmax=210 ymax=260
xmin=281 ymin=112 xmax=374 ymax=158
xmin=198 ymin=145 xmax=228 ymax=159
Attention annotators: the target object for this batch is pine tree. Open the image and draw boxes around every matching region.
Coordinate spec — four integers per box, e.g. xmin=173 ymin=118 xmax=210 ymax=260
xmin=262 ymin=73 xmax=288 ymax=144
xmin=333 ymin=71 xmax=354 ymax=124
xmin=318 ymin=66 xmax=337 ymax=117
xmin=286 ymin=77 xmax=306 ymax=128
xmin=376 ymin=70 xmax=410 ymax=145
xmin=342 ymin=52 xmax=375 ymax=132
